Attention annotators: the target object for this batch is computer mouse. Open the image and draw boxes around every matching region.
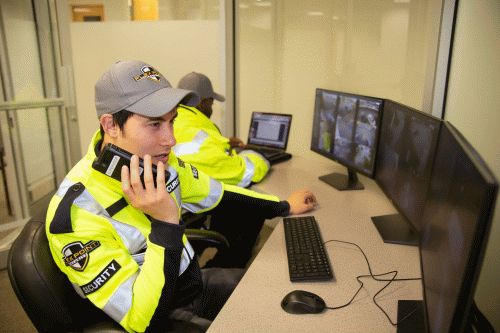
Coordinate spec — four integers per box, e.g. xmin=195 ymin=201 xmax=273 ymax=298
xmin=281 ymin=290 xmax=326 ymax=314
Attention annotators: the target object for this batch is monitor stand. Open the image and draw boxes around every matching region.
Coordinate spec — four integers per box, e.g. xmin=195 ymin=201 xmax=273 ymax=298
xmin=319 ymin=168 xmax=364 ymax=191
xmin=371 ymin=213 xmax=419 ymax=246
xmin=396 ymin=300 xmax=425 ymax=333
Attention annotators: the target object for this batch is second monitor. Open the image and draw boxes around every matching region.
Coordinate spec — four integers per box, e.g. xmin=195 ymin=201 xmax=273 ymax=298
xmin=310 ymin=88 xmax=383 ymax=190
xmin=372 ymin=100 xmax=441 ymax=246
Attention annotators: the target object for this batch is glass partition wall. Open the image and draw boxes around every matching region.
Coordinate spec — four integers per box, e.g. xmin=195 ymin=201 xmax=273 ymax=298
xmin=235 ymin=0 xmax=444 ymax=157
xmin=0 ymin=0 xmax=71 ymax=267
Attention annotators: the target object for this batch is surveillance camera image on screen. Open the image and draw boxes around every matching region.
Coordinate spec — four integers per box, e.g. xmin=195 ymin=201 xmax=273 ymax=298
xmin=333 ymin=96 xmax=357 ymax=162
xmin=332 ymin=96 xmax=380 ymax=174
xmin=354 ymin=100 xmax=379 ymax=167
xmin=311 ymin=89 xmax=382 ymax=190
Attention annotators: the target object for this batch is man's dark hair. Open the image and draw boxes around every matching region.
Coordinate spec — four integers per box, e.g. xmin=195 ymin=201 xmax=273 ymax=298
xmin=99 ymin=110 xmax=134 ymax=136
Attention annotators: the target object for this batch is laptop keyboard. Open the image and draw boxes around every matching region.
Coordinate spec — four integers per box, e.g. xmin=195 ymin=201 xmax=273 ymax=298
xmin=262 ymin=150 xmax=292 ymax=164
xmin=260 ymin=149 xmax=280 ymax=158
xmin=257 ymin=147 xmax=279 ymax=153
xmin=283 ymin=216 xmax=334 ymax=282
xmin=246 ymin=145 xmax=279 ymax=154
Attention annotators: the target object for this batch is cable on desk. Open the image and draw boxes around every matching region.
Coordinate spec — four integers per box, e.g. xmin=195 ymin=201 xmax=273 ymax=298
xmin=323 ymin=239 xmax=422 ymax=326
xmin=324 ymin=269 xmax=407 ymax=311
xmin=356 ymin=271 xmax=420 ymax=325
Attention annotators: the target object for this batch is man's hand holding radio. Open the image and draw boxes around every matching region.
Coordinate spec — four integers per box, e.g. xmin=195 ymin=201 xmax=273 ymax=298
xmin=121 ymin=154 xmax=179 ymax=224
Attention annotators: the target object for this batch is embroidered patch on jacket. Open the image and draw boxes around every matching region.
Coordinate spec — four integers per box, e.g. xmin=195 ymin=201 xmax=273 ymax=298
xmin=62 ymin=240 xmax=101 ymax=271
xmin=81 ymin=260 xmax=122 ymax=295
xmin=191 ymin=165 xmax=199 ymax=179
xmin=178 ymin=158 xmax=186 ymax=168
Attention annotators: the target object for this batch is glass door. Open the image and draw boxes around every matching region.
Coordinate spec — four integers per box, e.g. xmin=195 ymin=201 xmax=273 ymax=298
xmin=0 ymin=0 xmax=71 ymax=267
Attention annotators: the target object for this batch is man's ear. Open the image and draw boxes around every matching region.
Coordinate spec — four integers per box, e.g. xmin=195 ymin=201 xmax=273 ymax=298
xmin=99 ymin=114 xmax=119 ymax=138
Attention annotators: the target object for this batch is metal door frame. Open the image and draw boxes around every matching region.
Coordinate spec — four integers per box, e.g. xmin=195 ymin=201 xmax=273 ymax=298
xmin=0 ymin=0 xmax=78 ymax=267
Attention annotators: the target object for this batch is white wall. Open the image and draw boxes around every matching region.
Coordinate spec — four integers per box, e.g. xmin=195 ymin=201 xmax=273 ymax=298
xmin=70 ymin=21 xmax=222 ymax=153
xmin=444 ymin=0 xmax=500 ymax=329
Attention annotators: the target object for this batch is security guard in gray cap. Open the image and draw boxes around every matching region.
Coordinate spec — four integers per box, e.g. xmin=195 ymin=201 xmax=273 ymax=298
xmin=46 ymin=60 xmax=317 ymax=332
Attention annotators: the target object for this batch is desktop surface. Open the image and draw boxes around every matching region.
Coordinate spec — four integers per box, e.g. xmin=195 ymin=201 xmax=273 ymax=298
xmin=207 ymin=155 xmax=422 ymax=332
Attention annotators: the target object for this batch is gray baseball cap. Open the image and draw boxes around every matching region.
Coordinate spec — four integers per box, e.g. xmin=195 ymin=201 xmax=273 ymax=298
xmin=177 ymin=72 xmax=225 ymax=102
xmin=95 ymin=60 xmax=200 ymax=118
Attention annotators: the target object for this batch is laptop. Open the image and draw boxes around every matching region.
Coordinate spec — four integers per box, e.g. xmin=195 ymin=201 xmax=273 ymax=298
xmin=243 ymin=112 xmax=293 ymax=165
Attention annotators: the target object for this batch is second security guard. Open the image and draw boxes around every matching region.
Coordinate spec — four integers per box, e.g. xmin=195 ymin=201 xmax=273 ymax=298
xmin=174 ymin=72 xmax=270 ymax=187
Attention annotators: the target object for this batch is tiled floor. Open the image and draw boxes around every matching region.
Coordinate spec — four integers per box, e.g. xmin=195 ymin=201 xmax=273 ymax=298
xmin=0 ymin=268 xmax=36 ymax=333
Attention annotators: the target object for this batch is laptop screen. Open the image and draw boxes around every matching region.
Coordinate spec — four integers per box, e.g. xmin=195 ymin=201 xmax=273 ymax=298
xmin=247 ymin=112 xmax=292 ymax=150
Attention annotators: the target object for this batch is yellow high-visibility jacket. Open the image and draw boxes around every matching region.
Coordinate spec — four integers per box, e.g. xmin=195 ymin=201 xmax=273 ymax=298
xmin=173 ymin=105 xmax=270 ymax=187
xmin=46 ymin=130 xmax=289 ymax=333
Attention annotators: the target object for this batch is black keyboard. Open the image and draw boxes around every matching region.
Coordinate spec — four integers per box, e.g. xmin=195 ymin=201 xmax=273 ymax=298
xmin=283 ymin=216 xmax=334 ymax=282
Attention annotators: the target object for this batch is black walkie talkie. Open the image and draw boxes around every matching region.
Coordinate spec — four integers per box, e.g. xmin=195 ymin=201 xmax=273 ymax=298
xmin=92 ymin=143 xmax=170 ymax=187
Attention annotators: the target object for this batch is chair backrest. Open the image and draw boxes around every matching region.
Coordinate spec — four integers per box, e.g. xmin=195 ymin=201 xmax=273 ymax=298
xmin=8 ymin=211 xmax=208 ymax=333
xmin=7 ymin=211 xmax=119 ymax=333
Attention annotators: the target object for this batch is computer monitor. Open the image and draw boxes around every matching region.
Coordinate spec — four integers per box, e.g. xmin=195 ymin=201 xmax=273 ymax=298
xmin=372 ymin=100 xmax=441 ymax=246
xmin=418 ymin=122 xmax=497 ymax=333
xmin=247 ymin=112 xmax=292 ymax=150
xmin=310 ymin=88 xmax=383 ymax=190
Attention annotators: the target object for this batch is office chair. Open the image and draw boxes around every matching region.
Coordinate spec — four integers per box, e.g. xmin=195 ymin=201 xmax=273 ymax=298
xmin=7 ymin=210 xmax=229 ymax=333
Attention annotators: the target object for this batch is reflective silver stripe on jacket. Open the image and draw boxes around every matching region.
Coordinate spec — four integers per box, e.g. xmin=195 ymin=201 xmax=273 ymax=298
xmin=182 ymin=178 xmax=222 ymax=212
xmin=173 ymin=130 xmax=209 ymax=156
xmin=103 ymin=272 xmax=137 ymax=322
xmin=236 ymin=155 xmax=255 ymax=188
xmin=56 ymin=178 xmax=194 ymax=308
xmin=56 ymin=179 xmax=146 ymax=255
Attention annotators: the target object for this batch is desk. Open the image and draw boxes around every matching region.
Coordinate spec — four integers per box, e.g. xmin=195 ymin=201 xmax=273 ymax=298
xmin=208 ymin=155 xmax=422 ymax=332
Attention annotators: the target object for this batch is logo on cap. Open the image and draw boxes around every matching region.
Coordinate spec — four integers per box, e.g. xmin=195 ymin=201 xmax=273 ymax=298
xmin=134 ymin=66 xmax=161 ymax=83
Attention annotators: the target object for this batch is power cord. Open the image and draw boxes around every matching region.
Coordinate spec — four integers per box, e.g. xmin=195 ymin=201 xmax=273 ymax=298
xmin=467 ymin=300 xmax=496 ymax=333
xmin=323 ymin=239 xmax=422 ymax=326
